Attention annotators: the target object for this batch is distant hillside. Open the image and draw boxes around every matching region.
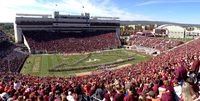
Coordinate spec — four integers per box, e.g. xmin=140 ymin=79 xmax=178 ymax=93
xmin=120 ymin=20 xmax=200 ymax=27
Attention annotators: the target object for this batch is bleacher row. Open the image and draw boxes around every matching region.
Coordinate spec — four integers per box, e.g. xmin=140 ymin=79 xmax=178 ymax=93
xmin=129 ymin=35 xmax=184 ymax=52
xmin=0 ymin=34 xmax=200 ymax=100
xmin=23 ymin=30 xmax=120 ymax=54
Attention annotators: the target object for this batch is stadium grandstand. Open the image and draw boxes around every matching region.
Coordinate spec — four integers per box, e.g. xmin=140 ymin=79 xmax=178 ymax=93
xmin=128 ymin=35 xmax=184 ymax=53
xmin=14 ymin=11 xmax=121 ymax=53
xmin=0 ymin=11 xmax=200 ymax=101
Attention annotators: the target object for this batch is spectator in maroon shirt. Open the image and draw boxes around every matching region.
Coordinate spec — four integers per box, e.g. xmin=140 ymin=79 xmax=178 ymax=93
xmin=191 ymin=55 xmax=200 ymax=75
xmin=103 ymin=86 xmax=112 ymax=101
xmin=152 ymin=80 xmax=160 ymax=96
xmin=174 ymin=62 xmax=187 ymax=83
xmin=160 ymin=80 xmax=175 ymax=101
xmin=113 ymin=86 xmax=124 ymax=101
xmin=124 ymin=84 xmax=137 ymax=101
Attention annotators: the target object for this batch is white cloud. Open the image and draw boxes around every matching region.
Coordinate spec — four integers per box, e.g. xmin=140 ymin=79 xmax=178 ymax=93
xmin=136 ymin=0 xmax=163 ymax=6
xmin=51 ymin=0 xmax=152 ymax=20
xmin=0 ymin=0 xmax=50 ymax=22
xmin=0 ymin=0 xmax=152 ymax=22
xmin=136 ymin=0 xmax=200 ymax=6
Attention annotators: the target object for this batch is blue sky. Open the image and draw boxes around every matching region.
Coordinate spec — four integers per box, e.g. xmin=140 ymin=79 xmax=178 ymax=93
xmin=0 ymin=0 xmax=200 ymax=24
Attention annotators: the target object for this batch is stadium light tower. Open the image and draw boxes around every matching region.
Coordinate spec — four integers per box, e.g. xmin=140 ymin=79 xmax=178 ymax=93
xmin=55 ymin=4 xmax=58 ymax=12
xmin=81 ymin=5 xmax=85 ymax=16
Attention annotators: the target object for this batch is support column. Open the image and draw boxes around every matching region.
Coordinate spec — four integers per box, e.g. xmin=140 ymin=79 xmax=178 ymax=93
xmin=14 ymin=23 xmax=22 ymax=43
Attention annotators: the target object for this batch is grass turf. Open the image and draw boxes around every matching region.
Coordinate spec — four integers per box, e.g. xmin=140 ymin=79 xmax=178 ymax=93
xmin=21 ymin=49 xmax=151 ymax=77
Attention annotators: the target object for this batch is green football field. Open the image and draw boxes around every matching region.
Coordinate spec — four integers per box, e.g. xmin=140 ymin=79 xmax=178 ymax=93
xmin=21 ymin=49 xmax=151 ymax=77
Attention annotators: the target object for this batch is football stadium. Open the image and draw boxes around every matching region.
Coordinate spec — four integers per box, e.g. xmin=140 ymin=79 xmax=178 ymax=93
xmin=0 ymin=8 xmax=200 ymax=101
xmin=14 ymin=12 xmax=152 ymax=77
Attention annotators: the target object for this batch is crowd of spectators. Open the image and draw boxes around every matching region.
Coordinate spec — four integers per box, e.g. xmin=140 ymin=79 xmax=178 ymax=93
xmin=0 ymin=38 xmax=28 ymax=73
xmin=129 ymin=35 xmax=183 ymax=52
xmin=0 ymin=34 xmax=200 ymax=101
xmin=0 ymin=41 xmax=13 ymax=58
xmin=0 ymin=31 xmax=8 ymax=42
xmin=23 ymin=30 xmax=120 ymax=54
xmin=0 ymin=49 xmax=28 ymax=72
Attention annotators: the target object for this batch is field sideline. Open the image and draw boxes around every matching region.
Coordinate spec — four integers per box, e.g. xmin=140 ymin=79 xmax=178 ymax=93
xmin=21 ymin=49 xmax=151 ymax=77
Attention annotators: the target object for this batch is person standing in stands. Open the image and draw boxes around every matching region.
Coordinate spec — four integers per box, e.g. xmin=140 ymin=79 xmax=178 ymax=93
xmin=160 ymin=80 xmax=175 ymax=101
xmin=191 ymin=55 xmax=200 ymax=75
xmin=75 ymin=83 xmax=84 ymax=101
xmin=180 ymin=81 xmax=196 ymax=101
xmin=173 ymin=80 xmax=182 ymax=101
xmin=147 ymin=91 xmax=161 ymax=101
xmin=103 ymin=86 xmax=113 ymax=101
xmin=124 ymin=84 xmax=138 ymax=101
xmin=93 ymin=83 xmax=105 ymax=101
xmin=113 ymin=85 xmax=124 ymax=101
xmin=174 ymin=62 xmax=187 ymax=84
